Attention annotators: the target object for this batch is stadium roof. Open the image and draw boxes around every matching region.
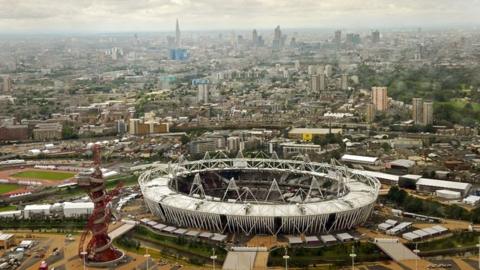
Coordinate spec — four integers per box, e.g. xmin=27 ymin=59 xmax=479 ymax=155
xmin=142 ymin=175 xmax=377 ymax=217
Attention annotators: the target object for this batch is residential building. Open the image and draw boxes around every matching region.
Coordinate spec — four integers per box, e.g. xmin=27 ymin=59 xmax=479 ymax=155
xmin=366 ymin=103 xmax=376 ymax=123
xmin=32 ymin=123 xmax=62 ymax=141
xmin=412 ymin=98 xmax=423 ymax=125
xmin=423 ymin=101 xmax=434 ymax=125
xmin=372 ymin=86 xmax=388 ymax=111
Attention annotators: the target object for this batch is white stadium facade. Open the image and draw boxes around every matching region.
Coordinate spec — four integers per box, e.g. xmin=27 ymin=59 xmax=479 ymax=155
xmin=139 ymin=153 xmax=380 ymax=235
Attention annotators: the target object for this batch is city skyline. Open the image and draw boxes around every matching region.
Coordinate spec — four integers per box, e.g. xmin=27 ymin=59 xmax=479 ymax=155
xmin=0 ymin=0 xmax=479 ymax=33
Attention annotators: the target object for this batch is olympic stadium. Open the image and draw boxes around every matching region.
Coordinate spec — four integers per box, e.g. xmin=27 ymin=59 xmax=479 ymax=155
xmin=139 ymin=153 xmax=380 ymax=235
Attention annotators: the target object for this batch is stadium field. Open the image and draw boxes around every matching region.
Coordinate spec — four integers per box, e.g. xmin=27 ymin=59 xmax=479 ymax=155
xmin=0 ymin=183 xmax=20 ymax=195
xmin=11 ymin=170 xmax=76 ymax=181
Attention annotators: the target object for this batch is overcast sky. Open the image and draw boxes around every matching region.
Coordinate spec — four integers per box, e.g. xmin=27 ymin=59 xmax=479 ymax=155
xmin=0 ymin=0 xmax=479 ymax=33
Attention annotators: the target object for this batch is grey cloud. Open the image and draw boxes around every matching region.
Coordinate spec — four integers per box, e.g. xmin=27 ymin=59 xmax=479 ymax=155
xmin=0 ymin=0 xmax=478 ymax=32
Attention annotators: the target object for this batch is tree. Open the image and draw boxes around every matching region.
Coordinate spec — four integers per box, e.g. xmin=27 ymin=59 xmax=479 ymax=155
xmin=62 ymin=125 xmax=78 ymax=139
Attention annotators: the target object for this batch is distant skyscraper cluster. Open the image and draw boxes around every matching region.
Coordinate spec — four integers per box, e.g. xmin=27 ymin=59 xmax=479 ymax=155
xmin=334 ymin=30 xmax=342 ymax=45
xmin=169 ymin=19 xmax=188 ymax=60
xmin=251 ymin=29 xmax=265 ymax=47
xmin=333 ymin=29 xmax=380 ymax=46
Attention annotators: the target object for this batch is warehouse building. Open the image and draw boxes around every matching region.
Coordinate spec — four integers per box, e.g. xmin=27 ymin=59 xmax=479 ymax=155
xmin=288 ymin=128 xmax=342 ymax=141
xmin=341 ymin=154 xmax=380 ymax=166
xmin=416 ymin=178 xmax=472 ymax=197
xmin=23 ymin=204 xmax=51 ymax=219
xmin=0 ymin=233 xmax=15 ymax=249
xmin=63 ymin=202 xmax=94 ymax=218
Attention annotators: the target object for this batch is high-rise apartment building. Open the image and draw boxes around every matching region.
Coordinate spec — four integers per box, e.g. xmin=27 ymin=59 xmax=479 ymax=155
xmin=412 ymin=98 xmax=424 ymax=124
xmin=366 ymin=103 xmax=376 ymax=123
xmin=2 ymin=75 xmax=12 ymax=93
xmin=372 ymin=87 xmax=388 ymax=111
xmin=422 ymin=101 xmax=434 ymax=125
xmin=311 ymin=74 xmax=326 ymax=92
xmin=198 ymin=83 xmax=209 ymax=104
xmin=412 ymin=98 xmax=434 ymax=125
xmin=341 ymin=74 xmax=348 ymax=90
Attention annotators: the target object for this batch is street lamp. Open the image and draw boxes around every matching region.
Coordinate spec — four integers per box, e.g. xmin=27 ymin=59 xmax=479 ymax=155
xmin=282 ymin=247 xmax=290 ymax=270
xmin=210 ymin=248 xmax=217 ymax=270
xmin=144 ymin=248 xmax=151 ymax=270
xmin=80 ymin=251 xmax=88 ymax=270
xmin=413 ymin=243 xmax=420 ymax=270
xmin=350 ymin=246 xmax=356 ymax=270
xmin=476 ymin=237 xmax=480 ymax=270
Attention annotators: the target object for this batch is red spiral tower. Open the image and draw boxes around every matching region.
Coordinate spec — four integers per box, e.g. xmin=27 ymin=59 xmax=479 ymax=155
xmin=76 ymin=144 xmax=123 ymax=263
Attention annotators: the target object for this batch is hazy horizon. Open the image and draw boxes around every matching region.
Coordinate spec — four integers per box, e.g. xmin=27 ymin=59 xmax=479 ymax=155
xmin=0 ymin=0 xmax=479 ymax=34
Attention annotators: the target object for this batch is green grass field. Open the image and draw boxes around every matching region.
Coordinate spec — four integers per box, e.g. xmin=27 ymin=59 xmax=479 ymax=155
xmin=11 ymin=170 xmax=76 ymax=181
xmin=0 ymin=205 xmax=17 ymax=212
xmin=0 ymin=183 xmax=20 ymax=195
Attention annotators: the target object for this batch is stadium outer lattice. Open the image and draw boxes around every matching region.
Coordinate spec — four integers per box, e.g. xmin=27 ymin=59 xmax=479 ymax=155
xmin=139 ymin=153 xmax=380 ymax=235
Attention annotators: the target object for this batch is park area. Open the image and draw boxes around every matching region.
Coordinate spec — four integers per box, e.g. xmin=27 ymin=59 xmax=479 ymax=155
xmin=10 ymin=170 xmax=76 ymax=181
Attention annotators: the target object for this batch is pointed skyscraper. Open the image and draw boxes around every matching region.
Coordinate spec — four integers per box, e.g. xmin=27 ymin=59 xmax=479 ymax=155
xmin=175 ymin=18 xmax=181 ymax=48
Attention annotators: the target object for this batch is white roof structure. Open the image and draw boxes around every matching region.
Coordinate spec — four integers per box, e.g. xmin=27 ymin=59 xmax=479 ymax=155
xmin=153 ymin=224 xmax=167 ymax=230
xmin=341 ymin=154 xmax=378 ymax=165
xmin=402 ymin=225 xmax=448 ymax=241
xmin=401 ymin=174 xmax=422 ymax=181
xmin=24 ymin=204 xmax=51 ymax=211
xmin=63 ymin=202 xmax=94 ymax=210
xmin=19 ymin=240 xmax=33 ymax=248
xmin=140 ymin=218 xmax=151 ymax=224
xmin=0 ymin=210 xmax=22 ymax=218
xmin=402 ymin=232 xmax=421 ymax=241
xmin=0 ymin=233 xmax=14 ymax=241
xmin=385 ymin=219 xmax=398 ymax=225
xmin=378 ymin=223 xmax=394 ymax=231
xmin=411 ymin=229 xmax=429 ymax=238
xmin=336 ymin=233 xmax=354 ymax=241
xmin=199 ymin=232 xmax=213 ymax=238
xmin=436 ymin=189 xmax=461 ymax=199
xmin=174 ymin=228 xmax=188 ymax=235
xmin=211 ymin=233 xmax=228 ymax=242
xmin=320 ymin=235 xmax=337 ymax=243
xmin=463 ymin=195 xmax=480 ymax=205
xmin=417 ymin=178 xmax=471 ymax=192
xmin=141 ymin=160 xmax=379 ymax=218
xmin=389 ymin=159 xmax=415 ymax=168
xmin=431 ymin=225 xmax=448 ymax=233
xmin=305 ymin=236 xmax=319 ymax=243
xmin=162 ymin=226 xmax=177 ymax=233
xmin=387 ymin=222 xmax=412 ymax=235
xmin=185 ymin=230 xmax=201 ymax=237
xmin=146 ymin=221 xmax=158 ymax=227
xmin=287 ymin=236 xmax=303 ymax=244
xmin=351 ymin=169 xmax=399 ymax=184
